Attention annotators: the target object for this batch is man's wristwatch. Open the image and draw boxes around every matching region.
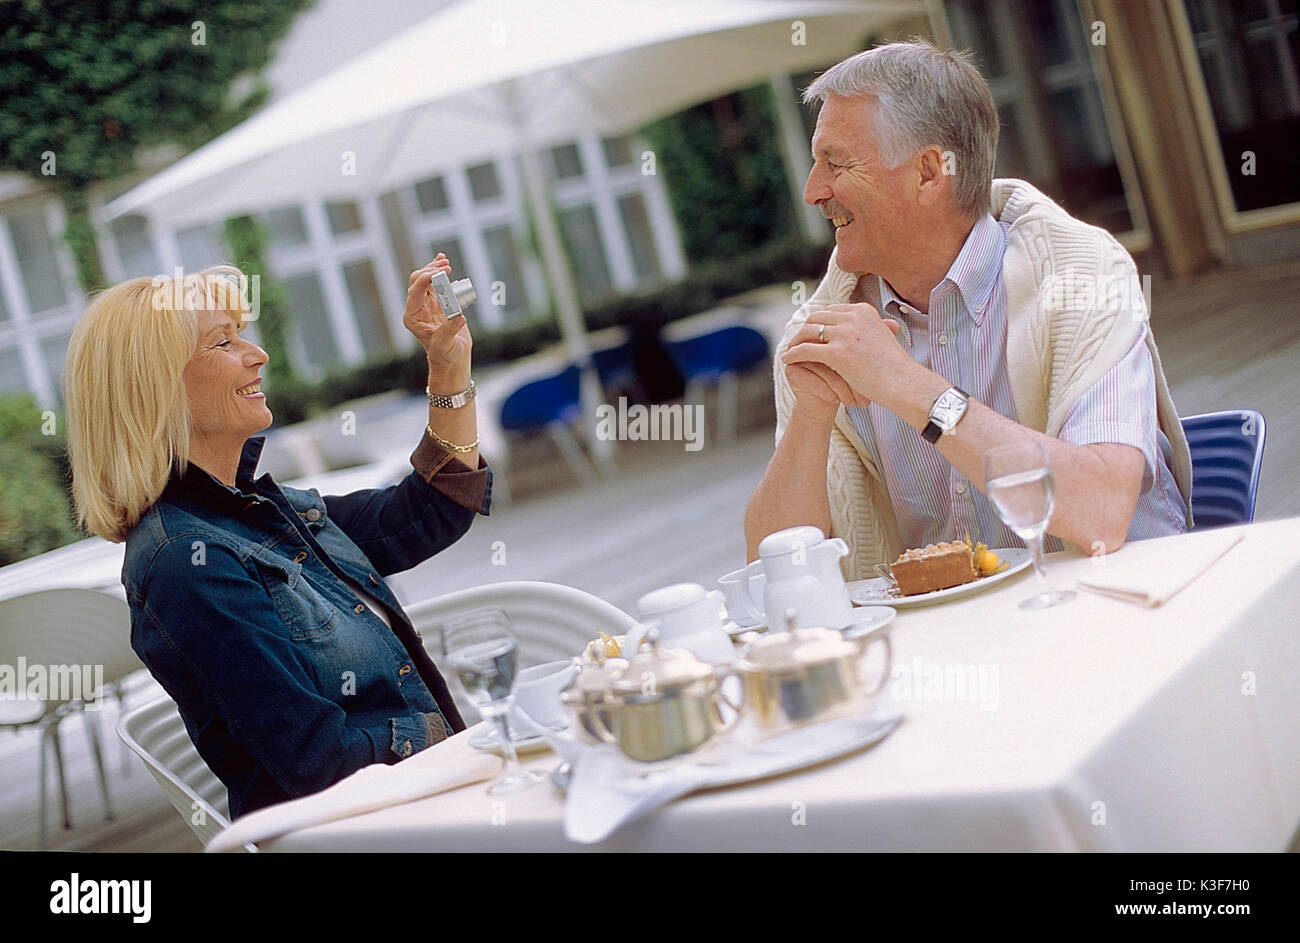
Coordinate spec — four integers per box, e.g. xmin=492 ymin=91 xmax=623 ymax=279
xmin=921 ymin=385 xmax=969 ymax=443
xmin=426 ymin=379 xmax=476 ymax=409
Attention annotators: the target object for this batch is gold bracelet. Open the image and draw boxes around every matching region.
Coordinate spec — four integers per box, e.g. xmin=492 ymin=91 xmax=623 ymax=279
xmin=426 ymin=423 xmax=479 ymax=454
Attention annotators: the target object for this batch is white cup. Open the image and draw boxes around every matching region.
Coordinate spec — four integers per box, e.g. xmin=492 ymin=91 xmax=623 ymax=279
xmin=511 ymin=660 xmax=578 ymax=730
xmin=718 ymin=561 xmax=766 ymax=627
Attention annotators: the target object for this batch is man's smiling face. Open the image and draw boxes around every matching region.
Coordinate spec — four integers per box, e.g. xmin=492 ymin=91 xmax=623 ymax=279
xmin=804 ymin=93 xmax=916 ymax=276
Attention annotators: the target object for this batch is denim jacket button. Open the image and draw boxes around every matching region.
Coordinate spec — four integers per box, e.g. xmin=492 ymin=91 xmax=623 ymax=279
xmin=305 ymin=508 xmax=321 ymax=522
xmin=402 ymin=739 xmax=412 ymax=757
xmin=398 ymin=664 xmax=412 ymax=676
xmin=293 ymin=550 xmax=309 ymax=564
xmin=367 ymin=573 xmax=379 ymax=586
xmin=353 ymin=602 xmax=366 ymax=614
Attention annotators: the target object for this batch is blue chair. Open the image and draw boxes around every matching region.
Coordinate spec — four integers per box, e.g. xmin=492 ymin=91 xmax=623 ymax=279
xmin=498 ymin=365 xmax=597 ymax=484
xmin=1180 ymin=409 xmax=1266 ymax=529
xmin=665 ymin=325 xmax=770 ymax=443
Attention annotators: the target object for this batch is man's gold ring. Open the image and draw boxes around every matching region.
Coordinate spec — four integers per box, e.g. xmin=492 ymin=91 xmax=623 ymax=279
xmin=818 ymin=323 xmax=826 ymax=343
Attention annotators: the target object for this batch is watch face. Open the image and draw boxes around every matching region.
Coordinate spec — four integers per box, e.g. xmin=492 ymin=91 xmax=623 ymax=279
xmin=933 ymin=389 xmax=967 ymax=429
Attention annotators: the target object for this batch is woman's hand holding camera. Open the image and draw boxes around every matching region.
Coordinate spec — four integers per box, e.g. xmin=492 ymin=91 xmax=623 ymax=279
xmin=405 ymin=253 xmax=473 ymax=393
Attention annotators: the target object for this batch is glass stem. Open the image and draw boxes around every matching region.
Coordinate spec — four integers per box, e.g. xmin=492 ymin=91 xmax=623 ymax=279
xmin=1028 ymin=534 xmax=1051 ymax=596
xmin=491 ymin=710 xmax=522 ymax=773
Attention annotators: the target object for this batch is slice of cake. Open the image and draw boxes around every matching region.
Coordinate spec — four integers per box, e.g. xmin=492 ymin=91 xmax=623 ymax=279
xmin=889 ymin=540 xmax=978 ymax=596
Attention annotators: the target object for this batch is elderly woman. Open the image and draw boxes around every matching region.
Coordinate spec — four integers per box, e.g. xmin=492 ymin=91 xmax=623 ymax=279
xmin=64 ymin=255 xmax=490 ymax=819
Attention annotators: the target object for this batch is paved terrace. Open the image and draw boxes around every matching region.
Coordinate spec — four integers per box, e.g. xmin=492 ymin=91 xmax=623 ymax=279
xmin=1 ymin=261 xmax=1296 ymax=851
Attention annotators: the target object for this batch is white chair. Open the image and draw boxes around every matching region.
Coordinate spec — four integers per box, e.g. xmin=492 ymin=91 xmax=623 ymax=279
xmin=0 ymin=587 xmax=142 ymax=849
xmin=404 ymin=580 xmax=638 ymax=721
xmin=116 ymin=694 xmax=255 ymax=852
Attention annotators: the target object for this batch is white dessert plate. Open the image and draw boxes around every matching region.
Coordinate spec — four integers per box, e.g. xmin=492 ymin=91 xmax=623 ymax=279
xmin=848 ymin=547 xmax=1032 ymax=609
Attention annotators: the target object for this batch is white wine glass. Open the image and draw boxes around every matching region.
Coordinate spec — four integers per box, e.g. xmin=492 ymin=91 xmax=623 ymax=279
xmin=442 ymin=607 xmax=542 ymax=795
xmin=982 ymin=441 xmax=1077 ymax=610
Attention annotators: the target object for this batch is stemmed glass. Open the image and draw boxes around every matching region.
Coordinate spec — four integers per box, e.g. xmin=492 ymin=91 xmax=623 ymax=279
xmin=442 ymin=607 xmax=542 ymax=795
xmin=982 ymin=441 xmax=1077 ymax=610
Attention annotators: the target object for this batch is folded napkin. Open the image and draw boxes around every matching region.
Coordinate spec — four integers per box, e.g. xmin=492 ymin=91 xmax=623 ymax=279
xmin=1076 ymin=530 xmax=1244 ymax=608
xmin=563 ymin=708 xmax=903 ymax=845
xmin=205 ymin=735 xmax=501 ymax=852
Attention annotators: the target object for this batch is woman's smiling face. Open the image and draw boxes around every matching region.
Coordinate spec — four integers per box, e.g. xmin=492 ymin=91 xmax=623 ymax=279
xmin=183 ymin=306 xmax=272 ymax=447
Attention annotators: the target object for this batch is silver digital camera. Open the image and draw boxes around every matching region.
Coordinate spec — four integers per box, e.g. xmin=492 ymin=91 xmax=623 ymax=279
xmin=431 ymin=269 xmax=476 ymax=318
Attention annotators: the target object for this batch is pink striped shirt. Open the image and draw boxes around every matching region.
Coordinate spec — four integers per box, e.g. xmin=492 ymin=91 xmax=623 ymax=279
xmin=845 ymin=214 xmax=1187 ymax=553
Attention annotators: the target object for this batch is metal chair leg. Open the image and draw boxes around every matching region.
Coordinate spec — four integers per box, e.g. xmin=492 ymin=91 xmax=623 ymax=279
xmin=547 ymin=421 xmax=599 ymax=485
xmin=50 ymin=720 xmax=72 ymax=830
xmin=84 ymin=708 xmax=114 ymax=820
xmin=38 ymin=722 xmax=49 ymax=850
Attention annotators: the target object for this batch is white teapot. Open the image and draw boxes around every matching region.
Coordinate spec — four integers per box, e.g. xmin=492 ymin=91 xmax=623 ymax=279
xmin=755 ymin=526 xmax=853 ymax=630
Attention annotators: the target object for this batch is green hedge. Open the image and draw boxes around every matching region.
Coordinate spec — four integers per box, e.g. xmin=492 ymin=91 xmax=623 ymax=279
xmin=0 ymin=396 xmax=80 ymax=566
xmin=266 ymin=236 xmax=833 ymax=423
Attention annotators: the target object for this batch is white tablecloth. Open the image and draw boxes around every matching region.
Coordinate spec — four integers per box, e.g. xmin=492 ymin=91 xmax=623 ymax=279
xmin=261 ymin=518 xmax=1300 ymax=852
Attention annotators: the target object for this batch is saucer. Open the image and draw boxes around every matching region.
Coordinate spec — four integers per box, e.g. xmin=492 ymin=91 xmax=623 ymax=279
xmin=468 ymin=719 xmax=564 ymax=756
xmin=840 ymin=605 xmax=897 ymax=640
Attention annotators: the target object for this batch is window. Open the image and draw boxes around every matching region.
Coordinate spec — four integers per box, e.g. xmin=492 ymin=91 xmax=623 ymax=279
xmin=558 ymin=205 xmax=613 ymax=301
xmin=175 ymin=223 xmax=224 ymax=272
xmin=283 ymin=272 xmax=340 ymax=368
xmin=617 ymin=193 xmax=662 ymax=281
xmin=7 ymin=210 xmax=66 ymax=313
xmin=466 ymin=162 xmax=503 ymax=202
xmin=326 ymin=201 xmax=363 ymax=236
xmin=415 ymin=175 xmax=450 ymax=215
xmin=429 ymin=237 xmax=465 ymax=277
xmin=40 ymin=332 xmax=70 ymax=404
xmin=550 ymin=142 xmax=585 ymax=179
xmin=110 ymin=214 xmax=159 ymax=278
xmin=945 ymin=0 xmax=1136 ymax=234
xmin=481 ymin=225 xmax=531 ymax=320
xmin=602 ymin=135 xmax=635 ymax=168
xmin=1184 ymin=0 xmax=1300 ymax=211
xmin=0 ymin=346 xmax=26 ymax=393
xmin=341 ymin=259 xmax=392 ymax=356
xmin=266 ymin=207 xmax=309 ymax=249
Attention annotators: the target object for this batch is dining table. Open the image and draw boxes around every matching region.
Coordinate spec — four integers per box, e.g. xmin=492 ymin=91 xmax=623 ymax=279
xmin=254 ymin=517 xmax=1300 ymax=852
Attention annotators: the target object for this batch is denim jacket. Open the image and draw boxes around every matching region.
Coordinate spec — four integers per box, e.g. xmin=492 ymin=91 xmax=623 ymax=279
xmin=122 ymin=432 xmax=491 ymax=819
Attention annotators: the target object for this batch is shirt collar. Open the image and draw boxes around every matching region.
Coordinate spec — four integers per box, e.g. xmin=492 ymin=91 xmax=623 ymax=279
xmin=876 ymin=214 xmax=1005 ymax=327
xmin=943 ymin=213 xmax=1005 ymax=324
xmin=164 ymin=436 xmax=268 ymax=508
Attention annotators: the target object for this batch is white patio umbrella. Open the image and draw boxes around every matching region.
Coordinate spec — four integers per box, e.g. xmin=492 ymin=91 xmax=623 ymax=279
xmin=103 ymin=0 xmax=929 ymax=466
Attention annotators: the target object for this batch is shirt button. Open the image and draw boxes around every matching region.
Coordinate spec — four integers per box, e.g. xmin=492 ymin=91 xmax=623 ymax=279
xmin=398 ymin=664 xmax=412 ymax=676
xmin=305 ymin=508 xmax=321 ymax=522
xmin=938 ymin=333 xmax=948 ymax=346
xmin=292 ymin=551 xmax=308 ymax=564
xmin=955 ymin=482 xmax=967 ymax=495
xmin=354 ymin=603 xmax=366 ymax=614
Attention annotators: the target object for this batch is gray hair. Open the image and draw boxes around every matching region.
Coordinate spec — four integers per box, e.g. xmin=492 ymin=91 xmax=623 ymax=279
xmin=803 ymin=40 xmax=999 ymax=219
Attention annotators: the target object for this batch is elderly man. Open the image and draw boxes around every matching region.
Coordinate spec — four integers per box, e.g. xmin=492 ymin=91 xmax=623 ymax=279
xmin=745 ymin=40 xmax=1193 ymax=580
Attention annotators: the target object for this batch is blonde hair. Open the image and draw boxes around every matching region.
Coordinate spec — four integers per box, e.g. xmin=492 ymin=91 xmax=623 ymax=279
xmin=65 ymin=264 xmax=254 ymax=542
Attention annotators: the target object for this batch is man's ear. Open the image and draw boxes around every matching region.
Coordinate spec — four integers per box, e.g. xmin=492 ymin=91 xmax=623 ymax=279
xmin=915 ymin=145 xmax=950 ymax=208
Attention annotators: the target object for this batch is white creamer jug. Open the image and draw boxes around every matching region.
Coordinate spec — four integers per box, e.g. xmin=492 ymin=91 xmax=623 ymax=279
xmin=756 ymin=525 xmax=853 ymax=630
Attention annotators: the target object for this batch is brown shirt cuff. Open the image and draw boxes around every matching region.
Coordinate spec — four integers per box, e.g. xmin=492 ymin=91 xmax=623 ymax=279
xmin=410 ymin=431 xmax=491 ymax=514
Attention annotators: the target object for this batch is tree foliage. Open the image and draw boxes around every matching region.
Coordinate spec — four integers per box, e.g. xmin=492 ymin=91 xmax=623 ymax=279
xmin=642 ymin=84 xmax=799 ymax=263
xmin=0 ymin=0 xmax=316 ymax=289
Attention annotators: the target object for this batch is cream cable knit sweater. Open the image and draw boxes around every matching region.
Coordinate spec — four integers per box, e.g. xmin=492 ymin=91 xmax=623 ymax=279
xmin=772 ymin=178 xmax=1195 ymax=580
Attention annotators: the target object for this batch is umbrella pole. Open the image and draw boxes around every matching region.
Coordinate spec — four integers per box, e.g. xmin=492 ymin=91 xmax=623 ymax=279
xmin=516 ymin=142 xmax=616 ymax=478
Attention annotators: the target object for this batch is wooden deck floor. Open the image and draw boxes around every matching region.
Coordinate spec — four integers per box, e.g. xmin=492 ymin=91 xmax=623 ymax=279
xmin=2 ymin=261 xmax=1296 ymax=852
